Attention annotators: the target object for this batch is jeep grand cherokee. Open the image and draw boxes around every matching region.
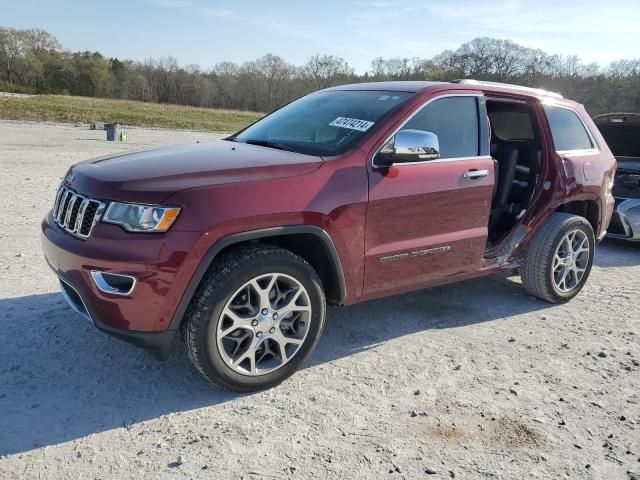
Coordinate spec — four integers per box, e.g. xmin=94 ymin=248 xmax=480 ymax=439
xmin=42 ymin=80 xmax=616 ymax=391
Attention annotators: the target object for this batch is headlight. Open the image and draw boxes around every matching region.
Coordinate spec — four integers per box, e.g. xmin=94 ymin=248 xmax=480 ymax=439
xmin=102 ymin=202 xmax=181 ymax=232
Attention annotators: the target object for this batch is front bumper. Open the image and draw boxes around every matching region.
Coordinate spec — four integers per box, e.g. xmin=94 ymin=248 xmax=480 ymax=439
xmin=606 ymin=198 xmax=640 ymax=241
xmin=57 ymin=277 xmax=175 ymax=359
xmin=41 ymin=211 xmax=202 ymax=359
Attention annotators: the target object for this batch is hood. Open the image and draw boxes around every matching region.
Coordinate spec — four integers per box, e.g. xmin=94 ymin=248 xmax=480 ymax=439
xmin=66 ymin=140 xmax=323 ymax=204
xmin=594 ymin=113 xmax=640 ymax=199
xmin=594 ymin=113 xmax=640 ymax=160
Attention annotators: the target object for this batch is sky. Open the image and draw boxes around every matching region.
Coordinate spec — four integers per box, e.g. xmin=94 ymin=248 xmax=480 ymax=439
xmin=2 ymin=0 xmax=639 ymax=72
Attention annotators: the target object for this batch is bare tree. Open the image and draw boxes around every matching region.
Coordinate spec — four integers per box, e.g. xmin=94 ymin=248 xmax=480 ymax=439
xmin=1 ymin=25 xmax=639 ymax=116
xmin=0 ymin=27 xmax=27 ymax=85
xmin=301 ymin=54 xmax=354 ymax=89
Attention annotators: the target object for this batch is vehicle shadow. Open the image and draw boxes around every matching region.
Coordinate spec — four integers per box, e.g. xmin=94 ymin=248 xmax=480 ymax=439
xmin=596 ymin=237 xmax=640 ymax=267
xmin=0 ymin=243 xmax=622 ymax=456
xmin=0 ymin=272 xmax=545 ymax=456
xmin=0 ymin=292 xmax=230 ymax=456
xmin=312 ymin=273 xmax=538 ymax=366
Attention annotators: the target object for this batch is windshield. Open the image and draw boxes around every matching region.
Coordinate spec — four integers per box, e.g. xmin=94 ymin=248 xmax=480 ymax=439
xmin=232 ymin=90 xmax=413 ymax=156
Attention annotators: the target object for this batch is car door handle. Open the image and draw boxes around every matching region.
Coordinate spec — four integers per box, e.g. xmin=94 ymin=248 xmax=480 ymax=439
xmin=463 ymin=169 xmax=489 ymax=179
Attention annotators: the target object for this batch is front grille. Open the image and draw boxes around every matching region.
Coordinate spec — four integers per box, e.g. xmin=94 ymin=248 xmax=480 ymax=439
xmin=53 ymin=185 xmax=105 ymax=239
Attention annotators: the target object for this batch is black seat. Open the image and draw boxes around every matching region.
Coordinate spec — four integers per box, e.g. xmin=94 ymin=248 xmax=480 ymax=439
xmin=512 ymin=144 xmax=542 ymax=204
xmin=492 ymin=145 xmax=519 ymax=209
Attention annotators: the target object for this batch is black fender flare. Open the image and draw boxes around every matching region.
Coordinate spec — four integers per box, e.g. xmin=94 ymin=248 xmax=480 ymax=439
xmin=168 ymin=225 xmax=346 ymax=332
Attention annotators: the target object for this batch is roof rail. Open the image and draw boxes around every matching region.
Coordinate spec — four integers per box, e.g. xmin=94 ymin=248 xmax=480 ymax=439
xmin=451 ymin=79 xmax=563 ymax=98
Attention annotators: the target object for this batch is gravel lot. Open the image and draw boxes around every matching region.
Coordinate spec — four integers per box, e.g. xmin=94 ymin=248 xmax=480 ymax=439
xmin=0 ymin=120 xmax=638 ymax=480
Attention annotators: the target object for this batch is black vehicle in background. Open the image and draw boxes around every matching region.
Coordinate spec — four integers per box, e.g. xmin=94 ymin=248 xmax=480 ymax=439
xmin=594 ymin=113 xmax=640 ymax=241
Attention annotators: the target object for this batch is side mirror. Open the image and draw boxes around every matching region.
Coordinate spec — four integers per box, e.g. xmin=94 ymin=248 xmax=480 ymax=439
xmin=375 ymin=129 xmax=440 ymax=167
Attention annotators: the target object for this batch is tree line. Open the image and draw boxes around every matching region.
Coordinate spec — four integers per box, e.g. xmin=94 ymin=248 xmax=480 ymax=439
xmin=1 ymin=26 xmax=639 ymax=115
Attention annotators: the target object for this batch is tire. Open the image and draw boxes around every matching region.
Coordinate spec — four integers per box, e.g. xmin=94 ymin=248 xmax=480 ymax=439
xmin=521 ymin=213 xmax=595 ymax=303
xmin=181 ymin=244 xmax=326 ymax=392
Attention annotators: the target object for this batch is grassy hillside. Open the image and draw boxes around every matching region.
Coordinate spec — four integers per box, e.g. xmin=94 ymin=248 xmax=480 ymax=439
xmin=0 ymin=95 xmax=263 ymax=132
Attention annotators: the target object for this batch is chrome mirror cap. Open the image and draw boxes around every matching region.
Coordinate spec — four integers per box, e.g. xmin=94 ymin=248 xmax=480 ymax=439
xmin=375 ymin=129 xmax=440 ymax=167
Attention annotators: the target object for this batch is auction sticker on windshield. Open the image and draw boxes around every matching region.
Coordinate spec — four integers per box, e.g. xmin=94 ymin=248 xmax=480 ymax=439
xmin=330 ymin=117 xmax=375 ymax=132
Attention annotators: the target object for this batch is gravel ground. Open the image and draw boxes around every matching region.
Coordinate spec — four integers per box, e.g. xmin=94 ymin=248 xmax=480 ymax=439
xmin=0 ymin=120 xmax=638 ymax=480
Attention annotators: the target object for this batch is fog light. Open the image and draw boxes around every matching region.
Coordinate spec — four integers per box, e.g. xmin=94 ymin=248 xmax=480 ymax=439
xmin=91 ymin=271 xmax=136 ymax=296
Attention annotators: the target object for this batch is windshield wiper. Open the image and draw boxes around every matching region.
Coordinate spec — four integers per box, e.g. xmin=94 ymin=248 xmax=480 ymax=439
xmin=243 ymin=139 xmax=294 ymax=152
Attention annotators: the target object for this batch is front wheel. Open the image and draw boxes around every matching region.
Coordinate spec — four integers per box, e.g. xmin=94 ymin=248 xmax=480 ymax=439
xmin=521 ymin=213 xmax=595 ymax=303
xmin=181 ymin=244 xmax=326 ymax=392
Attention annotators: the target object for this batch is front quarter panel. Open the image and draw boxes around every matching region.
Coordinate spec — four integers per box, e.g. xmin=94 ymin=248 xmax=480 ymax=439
xmin=164 ymin=153 xmax=369 ymax=306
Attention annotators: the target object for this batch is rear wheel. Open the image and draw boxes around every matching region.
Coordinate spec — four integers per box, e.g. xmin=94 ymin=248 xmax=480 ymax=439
xmin=521 ymin=213 xmax=595 ymax=303
xmin=181 ymin=244 xmax=326 ymax=392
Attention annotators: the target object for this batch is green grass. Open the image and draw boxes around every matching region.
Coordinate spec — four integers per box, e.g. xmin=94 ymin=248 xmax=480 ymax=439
xmin=0 ymin=95 xmax=263 ymax=132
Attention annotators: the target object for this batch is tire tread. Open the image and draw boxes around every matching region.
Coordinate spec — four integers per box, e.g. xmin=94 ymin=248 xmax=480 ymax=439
xmin=521 ymin=212 xmax=593 ymax=303
xmin=181 ymin=244 xmax=323 ymax=391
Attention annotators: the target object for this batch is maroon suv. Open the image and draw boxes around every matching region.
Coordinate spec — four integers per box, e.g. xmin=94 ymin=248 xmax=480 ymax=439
xmin=42 ymin=80 xmax=616 ymax=391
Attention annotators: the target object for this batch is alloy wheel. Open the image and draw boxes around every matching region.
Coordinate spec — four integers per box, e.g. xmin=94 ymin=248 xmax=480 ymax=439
xmin=216 ymin=273 xmax=312 ymax=376
xmin=551 ymin=229 xmax=590 ymax=293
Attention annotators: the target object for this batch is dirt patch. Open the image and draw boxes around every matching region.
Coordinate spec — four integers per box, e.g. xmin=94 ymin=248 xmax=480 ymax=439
xmin=489 ymin=416 xmax=545 ymax=449
xmin=418 ymin=414 xmax=545 ymax=450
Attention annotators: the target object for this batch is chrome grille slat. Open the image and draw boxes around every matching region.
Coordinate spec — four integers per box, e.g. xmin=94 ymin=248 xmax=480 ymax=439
xmin=63 ymin=194 xmax=77 ymax=228
xmin=52 ymin=185 xmax=105 ymax=240
xmin=74 ymin=199 xmax=89 ymax=233
xmin=53 ymin=187 xmax=64 ymax=217
xmin=57 ymin=190 xmax=70 ymax=224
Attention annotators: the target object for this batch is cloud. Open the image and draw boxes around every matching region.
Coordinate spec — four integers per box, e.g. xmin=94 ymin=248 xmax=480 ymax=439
xmin=146 ymin=0 xmax=195 ymax=7
xmin=341 ymin=0 xmax=640 ymax=69
xmin=147 ymin=0 xmax=372 ymax=60
xmin=347 ymin=4 xmax=428 ymax=29
xmin=148 ymin=1 xmax=313 ymax=41
xmin=427 ymin=0 xmax=640 ymax=35
xmin=143 ymin=0 xmax=638 ymax=71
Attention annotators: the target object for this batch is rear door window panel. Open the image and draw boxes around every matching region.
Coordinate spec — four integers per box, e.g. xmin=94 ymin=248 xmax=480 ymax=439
xmin=544 ymin=105 xmax=594 ymax=152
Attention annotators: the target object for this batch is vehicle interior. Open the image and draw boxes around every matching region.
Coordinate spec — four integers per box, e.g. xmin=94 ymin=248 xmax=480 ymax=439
xmin=486 ymin=98 xmax=543 ymax=246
